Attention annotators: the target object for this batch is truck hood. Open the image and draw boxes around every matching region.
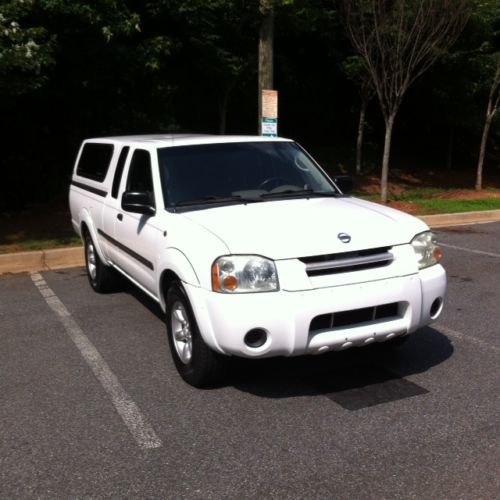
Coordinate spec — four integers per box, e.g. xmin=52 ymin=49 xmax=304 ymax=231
xmin=181 ymin=197 xmax=429 ymax=260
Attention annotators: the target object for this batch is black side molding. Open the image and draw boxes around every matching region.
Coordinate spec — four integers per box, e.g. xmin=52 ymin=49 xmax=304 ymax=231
xmin=71 ymin=180 xmax=108 ymax=198
xmin=97 ymin=229 xmax=154 ymax=271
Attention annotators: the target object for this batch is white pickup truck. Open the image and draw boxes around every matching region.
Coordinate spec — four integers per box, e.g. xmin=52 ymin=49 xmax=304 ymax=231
xmin=69 ymin=134 xmax=446 ymax=387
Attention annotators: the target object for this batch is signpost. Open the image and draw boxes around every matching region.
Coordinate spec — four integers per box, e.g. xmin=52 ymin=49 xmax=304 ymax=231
xmin=261 ymin=89 xmax=278 ymax=137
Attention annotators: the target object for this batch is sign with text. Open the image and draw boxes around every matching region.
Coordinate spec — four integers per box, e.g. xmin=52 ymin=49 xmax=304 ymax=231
xmin=261 ymin=117 xmax=278 ymax=137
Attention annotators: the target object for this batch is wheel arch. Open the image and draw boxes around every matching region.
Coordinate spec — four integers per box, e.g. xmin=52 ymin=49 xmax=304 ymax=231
xmin=157 ymin=248 xmax=200 ymax=311
xmin=160 ymin=260 xmax=225 ymax=355
xmin=80 ymin=210 xmax=107 ymax=263
xmin=159 ymin=269 xmax=182 ymax=310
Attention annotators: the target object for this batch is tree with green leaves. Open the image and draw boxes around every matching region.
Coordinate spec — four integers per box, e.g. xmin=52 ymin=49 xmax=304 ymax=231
xmin=186 ymin=0 xmax=256 ymax=134
xmin=343 ymin=0 xmax=470 ymax=202
xmin=0 ymin=0 xmax=53 ymax=95
xmin=476 ymin=55 xmax=500 ymax=190
xmin=342 ymin=56 xmax=374 ymax=174
xmin=36 ymin=0 xmax=143 ymax=129
xmin=471 ymin=0 xmax=500 ymax=190
xmin=144 ymin=0 xmax=258 ymax=134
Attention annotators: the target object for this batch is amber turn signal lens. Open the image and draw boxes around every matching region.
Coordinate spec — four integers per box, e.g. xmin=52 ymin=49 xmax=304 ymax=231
xmin=212 ymin=263 xmax=221 ymax=291
xmin=222 ymin=275 xmax=238 ymax=291
xmin=433 ymin=247 xmax=442 ymax=262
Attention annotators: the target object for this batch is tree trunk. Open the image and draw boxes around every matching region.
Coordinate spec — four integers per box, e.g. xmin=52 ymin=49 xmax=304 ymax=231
xmin=446 ymin=127 xmax=454 ymax=170
xmin=476 ymin=61 xmax=500 ymax=191
xmin=258 ymin=0 xmax=274 ymax=134
xmin=219 ymin=88 xmax=230 ymax=135
xmin=475 ymin=113 xmax=493 ymax=191
xmin=355 ymin=99 xmax=368 ymax=175
xmin=380 ymin=114 xmax=395 ymax=203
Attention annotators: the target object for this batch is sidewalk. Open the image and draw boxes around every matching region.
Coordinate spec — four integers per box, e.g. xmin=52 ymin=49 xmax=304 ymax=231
xmin=1 ymin=209 xmax=500 ymax=275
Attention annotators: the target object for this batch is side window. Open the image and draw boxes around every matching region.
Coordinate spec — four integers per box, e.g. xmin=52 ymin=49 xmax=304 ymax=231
xmin=126 ymin=149 xmax=155 ymax=203
xmin=76 ymin=143 xmax=114 ymax=182
xmin=111 ymin=146 xmax=130 ymax=198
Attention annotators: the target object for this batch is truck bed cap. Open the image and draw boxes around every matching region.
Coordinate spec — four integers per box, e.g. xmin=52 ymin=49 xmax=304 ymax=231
xmin=84 ymin=134 xmax=292 ymax=147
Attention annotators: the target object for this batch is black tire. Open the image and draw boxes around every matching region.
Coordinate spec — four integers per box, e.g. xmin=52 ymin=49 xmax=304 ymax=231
xmin=166 ymin=282 xmax=227 ymax=388
xmin=84 ymin=231 xmax=117 ymax=293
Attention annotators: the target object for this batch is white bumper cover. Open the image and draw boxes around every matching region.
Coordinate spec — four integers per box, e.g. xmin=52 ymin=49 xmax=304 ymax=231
xmin=185 ymin=264 xmax=446 ymax=358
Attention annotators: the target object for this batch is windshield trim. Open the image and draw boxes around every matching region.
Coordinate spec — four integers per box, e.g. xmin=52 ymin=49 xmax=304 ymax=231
xmin=167 ymin=193 xmax=347 ymax=213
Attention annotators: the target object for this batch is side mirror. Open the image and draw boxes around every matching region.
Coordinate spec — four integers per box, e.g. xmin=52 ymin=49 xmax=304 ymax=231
xmin=333 ymin=175 xmax=353 ymax=194
xmin=121 ymin=191 xmax=156 ymax=215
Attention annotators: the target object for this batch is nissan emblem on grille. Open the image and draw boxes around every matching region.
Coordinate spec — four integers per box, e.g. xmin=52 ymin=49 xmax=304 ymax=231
xmin=338 ymin=233 xmax=351 ymax=243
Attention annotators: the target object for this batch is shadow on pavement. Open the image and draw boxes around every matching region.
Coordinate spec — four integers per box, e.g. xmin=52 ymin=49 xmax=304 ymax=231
xmin=120 ymin=279 xmax=453 ymax=406
xmin=120 ymin=278 xmax=165 ymax=319
xmin=229 ymin=327 xmax=453 ymax=406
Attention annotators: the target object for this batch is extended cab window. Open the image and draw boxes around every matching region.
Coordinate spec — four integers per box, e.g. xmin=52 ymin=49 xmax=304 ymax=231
xmin=76 ymin=143 xmax=114 ymax=182
xmin=127 ymin=149 xmax=155 ymax=203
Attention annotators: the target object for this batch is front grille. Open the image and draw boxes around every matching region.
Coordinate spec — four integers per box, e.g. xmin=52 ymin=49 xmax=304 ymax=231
xmin=300 ymin=246 xmax=393 ymax=276
xmin=310 ymin=302 xmax=400 ymax=332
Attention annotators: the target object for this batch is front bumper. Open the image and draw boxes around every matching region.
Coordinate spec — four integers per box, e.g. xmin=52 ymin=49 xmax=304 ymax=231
xmin=184 ymin=264 xmax=446 ymax=358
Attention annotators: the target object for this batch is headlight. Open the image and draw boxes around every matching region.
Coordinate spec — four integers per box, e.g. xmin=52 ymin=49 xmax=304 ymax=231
xmin=411 ymin=231 xmax=442 ymax=269
xmin=212 ymin=255 xmax=279 ymax=293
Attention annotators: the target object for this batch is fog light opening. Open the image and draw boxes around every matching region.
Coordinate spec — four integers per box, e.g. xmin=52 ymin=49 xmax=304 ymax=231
xmin=430 ymin=297 xmax=443 ymax=319
xmin=244 ymin=328 xmax=268 ymax=348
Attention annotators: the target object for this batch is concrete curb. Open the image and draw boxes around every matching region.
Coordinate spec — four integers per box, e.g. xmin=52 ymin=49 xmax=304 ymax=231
xmin=419 ymin=209 xmax=500 ymax=228
xmin=0 ymin=246 xmax=84 ymax=275
xmin=1 ymin=209 xmax=500 ymax=275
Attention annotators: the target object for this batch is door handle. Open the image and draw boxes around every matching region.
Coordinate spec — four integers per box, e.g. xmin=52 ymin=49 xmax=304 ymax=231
xmin=117 ymin=213 xmax=123 ymax=221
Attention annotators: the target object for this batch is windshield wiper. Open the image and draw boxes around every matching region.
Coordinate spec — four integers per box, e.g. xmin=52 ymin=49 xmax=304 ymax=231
xmin=261 ymin=189 xmax=341 ymax=199
xmin=172 ymin=190 xmax=341 ymax=209
xmin=174 ymin=195 xmax=262 ymax=207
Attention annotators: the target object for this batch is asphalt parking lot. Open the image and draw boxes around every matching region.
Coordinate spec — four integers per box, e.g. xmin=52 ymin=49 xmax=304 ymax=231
xmin=1 ymin=222 xmax=499 ymax=499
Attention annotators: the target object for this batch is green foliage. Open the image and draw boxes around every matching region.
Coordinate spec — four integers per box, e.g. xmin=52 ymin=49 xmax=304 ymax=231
xmin=464 ymin=0 xmax=500 ymax=92
xmin=0 ymin=0 xmax=499 ymax=210
xmin=39 ymin=0 xmax=140 ymax=38
xmin=425 ymin=0 xmax=500 ymax=151
xmin=0 ymin=0 xmax=54 ymax=95
xmin=341 ymin=55 xmax=374 ymax=99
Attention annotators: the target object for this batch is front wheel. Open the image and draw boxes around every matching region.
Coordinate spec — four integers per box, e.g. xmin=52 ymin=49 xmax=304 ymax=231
xmin=166 ymin=282 xmax=227 ymax=387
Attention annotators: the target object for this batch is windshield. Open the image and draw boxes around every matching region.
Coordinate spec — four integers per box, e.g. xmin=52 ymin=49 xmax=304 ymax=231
xmin=157 ymin=141 xmax=338 ymax=210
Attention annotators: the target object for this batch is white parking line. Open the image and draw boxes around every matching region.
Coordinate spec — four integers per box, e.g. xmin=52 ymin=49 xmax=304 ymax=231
xmin=435 ymin=323 xmax=500 ymax=354
xmin=30 ymin=272 xmax=162 ymax=450
xmin=439 ymin=242 xmax=500 ymax=258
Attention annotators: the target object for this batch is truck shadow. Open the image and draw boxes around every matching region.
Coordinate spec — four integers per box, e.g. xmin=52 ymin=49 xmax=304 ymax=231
xmin=121 ymin=280 xmax=454 ymax=406
xmin=229 ymin=327 xmax=453 ymax=406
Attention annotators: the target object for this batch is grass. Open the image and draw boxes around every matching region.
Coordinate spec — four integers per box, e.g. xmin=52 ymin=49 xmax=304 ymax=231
xmin=411 ymin=198 xmax=500 ymax=215
xmin=0 ymin=236 xmax=82 ymax=255
xmin=355 ymin=186 xmax=500 ymax=214
xmin=391 ymin=187 xmax=455 ymax=201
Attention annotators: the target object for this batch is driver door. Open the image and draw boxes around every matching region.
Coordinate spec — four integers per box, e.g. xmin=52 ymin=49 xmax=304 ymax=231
xmin=113 ymin=148 xmax=160 ymax=294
